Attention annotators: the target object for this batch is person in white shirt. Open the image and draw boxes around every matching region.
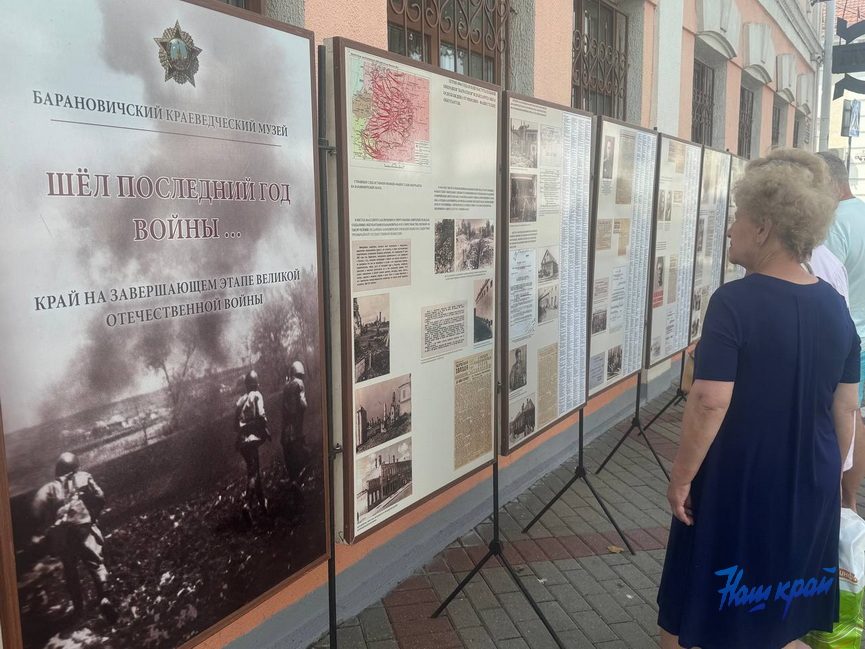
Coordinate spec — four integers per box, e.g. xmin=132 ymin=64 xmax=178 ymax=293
xmin=807 ymin=245 xmax=850 ymax=305
xmin=806 ymin=244 xmax=854 ymax=472
xmin=816 ymin=151 xmax=865 ymax=506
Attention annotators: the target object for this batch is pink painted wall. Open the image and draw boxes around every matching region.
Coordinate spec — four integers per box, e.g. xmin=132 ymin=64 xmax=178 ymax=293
xmin=725 ymin=61 xmax=742 ymax=152
xmin=534 ymin=0 xmax=572 ymax=106
xmin=683 ymin=0 xmax=697 ymax=32
xmin=759 ymin=85 xmax=774 ymax=155
xmin=679 ymin=28 xmax=696 ymax=140
xmin=304 ymin=0 xmax=387 ymax=50
xmin=735 ymin=0 xmax=816 ymax=139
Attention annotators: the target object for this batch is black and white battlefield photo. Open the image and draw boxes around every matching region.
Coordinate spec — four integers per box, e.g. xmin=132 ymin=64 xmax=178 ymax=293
xmin=0 ymin=3 xmax=330 ymax=645
xmin=455 ymin=219 xmax=495 ymax=271
xmin=434 ymin=218 xmax=455 ymax=274
xmin=354 ymin=293 xmax=391 ymax=383
xmin=510 ymin=118 xmax=538 ymax=168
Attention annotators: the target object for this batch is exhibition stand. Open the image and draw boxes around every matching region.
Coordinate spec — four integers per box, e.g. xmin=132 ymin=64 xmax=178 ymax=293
xmin=318 ymin=43 xmax=342 ymax=649
xmin=596 ymin=350 xmax=687 ymax=477
xmin=522 ymin=408 xmax=636 ymax=554
xmin=431 ymin=387 xmax=567 ymax=649
xmin=596 ymin=132 xmax=707 ymax=479
xmin=0 ymin=6 xmax=740 ymax=649
xmin=594 ymin=371 xmax=671 ymax=480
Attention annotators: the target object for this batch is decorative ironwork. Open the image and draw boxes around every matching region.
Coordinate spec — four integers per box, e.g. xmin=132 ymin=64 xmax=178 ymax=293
xmin=572 ymin=0 xmax=628 ymax=119
xmin=737 ymin=86 xmax=754 ymax=158
xmin=387 ymin=0 xmax=510 ymax=84
xmin=691 ymin=60 xmax=714 ymax=145
xmin=772 ymin=104 xmax=781 ymax=147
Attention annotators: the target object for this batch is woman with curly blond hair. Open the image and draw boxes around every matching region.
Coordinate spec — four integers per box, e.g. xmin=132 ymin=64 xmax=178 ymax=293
xmin=657 ymin=149 xmax=861 ymax=649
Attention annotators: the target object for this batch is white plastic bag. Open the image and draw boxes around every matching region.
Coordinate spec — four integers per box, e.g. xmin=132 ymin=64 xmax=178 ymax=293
xmin=804 ymin=508 xmax=865 ymax=648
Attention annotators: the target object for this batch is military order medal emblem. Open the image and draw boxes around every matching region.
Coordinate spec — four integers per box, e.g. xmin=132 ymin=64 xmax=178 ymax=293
xmin=154 ymin=21 xmax=202 ymax=86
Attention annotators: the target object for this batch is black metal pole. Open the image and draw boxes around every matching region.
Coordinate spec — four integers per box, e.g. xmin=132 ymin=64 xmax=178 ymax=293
xmin=595 ymin=371 xmax=670 ymax=479
xmin=521 ymin=409 xmax=635 ymax=554
xmin=317 ymin=44 xmax=340 ymax=649
xmin=638 ymin=351 xmax=688 ymax=467
xmin=595 ymin=372 xmax=643 ymax=475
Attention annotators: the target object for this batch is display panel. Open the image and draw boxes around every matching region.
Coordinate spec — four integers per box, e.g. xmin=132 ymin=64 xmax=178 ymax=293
xmin=690 ymin=148 xmax=732 ymax=341
xmin=503 ymin=95 xmax=592 ymax=453
xmin=723 ymin=156 xmax=748 ymax=284
xmin=587 ymin=119 xmax=658 ymax=397
xmin=333 ymin=40 xmax=498 ymax=540
xmin=0 ymin=2 xmax=327 ymax=649
xmin=645 ymin=136 xmax=702 ymax=366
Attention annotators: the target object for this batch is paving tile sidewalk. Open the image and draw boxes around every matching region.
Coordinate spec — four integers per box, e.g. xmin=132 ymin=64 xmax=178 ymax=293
xmin=315 ymin=384 xmax=865 ymax=649
xmin=315 ymin=386 xmax=687 ymax=648
xmin=315 ymin=389 xmax=682 ymax=649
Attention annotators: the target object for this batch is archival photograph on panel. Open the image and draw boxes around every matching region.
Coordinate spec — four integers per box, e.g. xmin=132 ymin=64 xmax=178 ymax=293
xmin=614 ymin=131 xmax=635 ymax=204
xmin=702 ymin=156 xmax=719 ymax=204
xmin=602 ymin=135 xmax=615 ymax=179
xmin=434 ymin=218 xmax=455 ymax=274
xmin=539 ymin=124 xmax=563 ymax=168
xmin=696 ymin=218 xmax=705 ymax=254
xmin=455 ymin=219 xmax=495 ymax=271
xmin=653 ymin=256 xmax=666 ymax=308
xmin=354 ymin=294 xmax=391 ymax=383
xmin=691 ymin=316 xmax=701 ymax=339
xmin=537 ymin=247 xmax=559 ymax=283
xmin=508 ymin=394 xmax=536 ymax=445
xmin=355 ymin=439 xmax=413 ymax=526
xmin=508 ymin=345 xmax=528 ymax=393
xmin=510 ymin=174 xmax=538 ymax=223
xmin=0 ymin=3 xmax=326 ymax=648
xmin=606 ymin=344 xmax=623 ymax=380
xmin=354 ymin=374 xmax=412 ymax=454
xmin=537 ymin=283 xmax=560 ymax=325
xmin=510 ymin=118 xmax=538 ymax=168
xmin=651 ymin=337 xmax=662 ymax=359
xmin=473 ymin=278 xmax=494 ymax=343
xmin=588 ymin=352 xmax=606 ymax=391
xmin=655 ymin=257 xmax=666 ymax=291
xmin=591 ymin=309 xmax=608 ymax=335
xmin=658 ymin=189 xmax=667 ymax=223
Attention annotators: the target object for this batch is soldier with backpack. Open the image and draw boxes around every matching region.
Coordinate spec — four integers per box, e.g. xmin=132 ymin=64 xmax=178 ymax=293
xmin=31 ymin=453 xmax=116 ymax=622
xmin=281 ymin=360 xmax=308 ymax=485
xmin=235 ymin=369 xmax=270 ymax=523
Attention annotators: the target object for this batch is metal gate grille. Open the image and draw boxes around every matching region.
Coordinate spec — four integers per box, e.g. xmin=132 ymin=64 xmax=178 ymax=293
xmin=738 ymin=86 xmax=753 ymax=158
xmin=692 ymin=61 xmax=714 ymax=145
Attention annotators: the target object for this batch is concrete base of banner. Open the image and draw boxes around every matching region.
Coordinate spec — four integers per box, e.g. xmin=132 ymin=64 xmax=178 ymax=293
xmin=228 ymin=360 xmax=680 ymax=649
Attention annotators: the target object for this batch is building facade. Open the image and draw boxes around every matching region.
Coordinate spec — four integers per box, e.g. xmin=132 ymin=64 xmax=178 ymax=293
xmin=225 ymin=0 xmax=823 ymax=156
xmin=148 ymin=2 xmax=828 ymax=649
